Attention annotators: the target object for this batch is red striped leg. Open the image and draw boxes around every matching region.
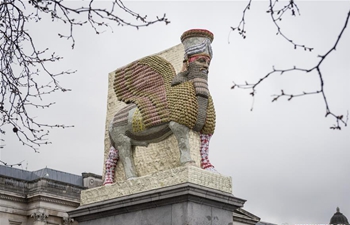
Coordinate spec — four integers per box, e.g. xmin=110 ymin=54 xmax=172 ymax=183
xmin=103 ymin=146 xmax=119 ymax=185
xmin=199 ymin=133 xmax=217 ymax=172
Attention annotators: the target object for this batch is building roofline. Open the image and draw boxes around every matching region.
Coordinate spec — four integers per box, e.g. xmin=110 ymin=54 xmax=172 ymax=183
xmin=0 ymin=165 xmax=83 ymax=187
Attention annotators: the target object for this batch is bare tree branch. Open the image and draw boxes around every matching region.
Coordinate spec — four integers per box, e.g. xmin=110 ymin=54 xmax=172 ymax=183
xmin=231 ymin=0 xmax=349 ymax=130
xmin=229 ymin=0 xmax=252 ymax=41
xmin=0 ymin=0 xmax=169 ymax=152
xmin=267 ymin=0 xmax=313 ymax=51
xmin=0 ymin=159 xmax=24 ymax=167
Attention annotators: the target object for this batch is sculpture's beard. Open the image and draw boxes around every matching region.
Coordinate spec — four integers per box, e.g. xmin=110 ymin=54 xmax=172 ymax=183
xmin=187 ymin=62 xmax=209 ymax=80
xmin=187 ymin=62 xmax=209 ymax=99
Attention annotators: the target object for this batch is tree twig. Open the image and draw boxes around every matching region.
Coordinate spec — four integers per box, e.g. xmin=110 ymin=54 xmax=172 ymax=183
xmin=231 ymin=8 xmax=350 ymax=129
xmin=0 ymin=0 xmax=170 ymax=152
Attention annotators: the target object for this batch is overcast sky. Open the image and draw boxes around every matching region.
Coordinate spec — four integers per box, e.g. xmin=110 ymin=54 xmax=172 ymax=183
xmin=1 ymin=1 xmax=349 ymax=224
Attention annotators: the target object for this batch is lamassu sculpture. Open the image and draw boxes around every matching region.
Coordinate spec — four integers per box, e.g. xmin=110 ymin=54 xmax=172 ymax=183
xmin=104 ymin=29 xmax=217 ymax=184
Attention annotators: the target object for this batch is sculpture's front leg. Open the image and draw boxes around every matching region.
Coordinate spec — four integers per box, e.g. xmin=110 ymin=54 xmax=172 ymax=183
xmin=169 ymin=121 xmax=195 ymax=165
xmin=199 ymin=133 xmax=217 ymax=172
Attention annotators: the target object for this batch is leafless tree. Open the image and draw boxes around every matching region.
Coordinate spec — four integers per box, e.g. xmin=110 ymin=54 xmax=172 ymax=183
xmin=230 ymin=0 xmax=349 ymax=130
xmin=0 ymin=0 xmax=169 ymax=156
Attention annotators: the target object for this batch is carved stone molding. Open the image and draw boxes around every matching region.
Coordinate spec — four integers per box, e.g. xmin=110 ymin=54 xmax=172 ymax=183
xmin=28 ymin=196 xmax=80 ymax=207
xmin=8 ymin=220 xmax=22 ymax=225
xmin=31 ymin=212 xmax=48 ymax=222
xmin=0 ymin=193 xmax=26 ymax=203
xmin=62 ymin=217 xmax=74 ymax=225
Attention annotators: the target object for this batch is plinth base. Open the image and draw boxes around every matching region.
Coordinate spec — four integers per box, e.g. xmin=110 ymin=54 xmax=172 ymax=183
xmin=80 ymin=166 xmax=232 ymax=205
xmin=69 ymin=182 xmax=246 ymax=225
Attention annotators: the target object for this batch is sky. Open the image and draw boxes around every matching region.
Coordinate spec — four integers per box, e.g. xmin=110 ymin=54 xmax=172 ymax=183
xmin=1 ymin=1 xmax=350 ymax=224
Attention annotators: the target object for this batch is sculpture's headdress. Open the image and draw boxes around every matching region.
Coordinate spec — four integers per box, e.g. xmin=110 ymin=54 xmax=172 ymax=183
xmin=181 ymin=29 xmax=214 ymax=60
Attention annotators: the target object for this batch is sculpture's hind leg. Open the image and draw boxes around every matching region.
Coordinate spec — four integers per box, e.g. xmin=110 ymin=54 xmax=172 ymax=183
xmin=114 ymin=134 xmax=138 ymax=179
xmin=169 ymin=121 xmax=195 ymax=165
xmin=108 ymin=105 xmax=138 ymax=180
xmin=103 ymin=146 xmax=119 ymax=185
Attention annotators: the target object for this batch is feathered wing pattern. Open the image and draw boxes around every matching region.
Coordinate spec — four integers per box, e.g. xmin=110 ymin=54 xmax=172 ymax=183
xmin=113 ymin=56 xmax=176 ymax=129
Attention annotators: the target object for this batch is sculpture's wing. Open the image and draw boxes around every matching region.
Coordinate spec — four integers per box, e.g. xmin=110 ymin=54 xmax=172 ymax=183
xmin=113 ymin=56 xmax=176 ymax=128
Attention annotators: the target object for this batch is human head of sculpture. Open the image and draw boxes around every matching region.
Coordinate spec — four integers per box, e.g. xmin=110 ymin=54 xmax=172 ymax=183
xmin=171 ymin=29 xmax=214 ymax=88
xmin=188 ymin=55 xmax=211 ymax=74
xmin=181 ymin=29 xmax=213 ymax=73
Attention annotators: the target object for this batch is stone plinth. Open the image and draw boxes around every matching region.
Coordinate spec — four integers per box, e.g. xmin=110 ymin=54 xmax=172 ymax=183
xmin=80 ymin=166 xmax=232 ymax=205
xmin=69 ymin=182 xmax=245 ymax=225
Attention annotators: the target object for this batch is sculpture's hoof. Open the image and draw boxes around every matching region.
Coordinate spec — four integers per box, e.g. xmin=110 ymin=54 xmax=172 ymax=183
xmin=182 ymin=161 xmax=196 ymax=167
xmin=103 ymin=177 xmax=114 ymax=186
xmin=127 ymin=176 xmax=137 ymax=180
xmin=204 ymin=167 xmax=220 ymax=174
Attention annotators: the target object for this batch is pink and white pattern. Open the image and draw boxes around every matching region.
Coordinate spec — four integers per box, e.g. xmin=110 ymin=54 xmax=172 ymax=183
xmin=199 ymin=133 xmax=217 ymax=172
xmin=103 ymin=146 xmax=119 ymax=185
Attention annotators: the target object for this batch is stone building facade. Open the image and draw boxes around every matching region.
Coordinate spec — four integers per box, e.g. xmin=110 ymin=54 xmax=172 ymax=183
xmin=0 ymin=165 xmax=102 ymax=225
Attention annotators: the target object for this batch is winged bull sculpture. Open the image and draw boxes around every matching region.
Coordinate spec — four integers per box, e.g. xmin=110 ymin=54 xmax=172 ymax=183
xmin=104 ymin=29 xmax=218 ymax=184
